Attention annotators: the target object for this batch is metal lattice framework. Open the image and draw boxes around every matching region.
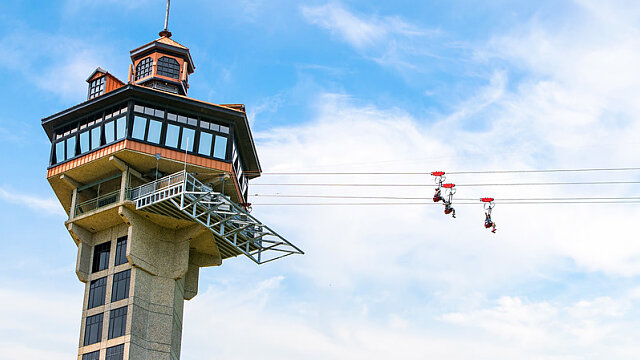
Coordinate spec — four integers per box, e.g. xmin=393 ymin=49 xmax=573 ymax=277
xmin=129 ymin=171 xmax=303 ymax=264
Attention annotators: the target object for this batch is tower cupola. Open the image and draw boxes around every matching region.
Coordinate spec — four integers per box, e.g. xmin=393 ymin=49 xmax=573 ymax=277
xmin=128 ymin=36 xmax=195 ymax=96
xmin=127 ymin=1 xmax=195 ymax=96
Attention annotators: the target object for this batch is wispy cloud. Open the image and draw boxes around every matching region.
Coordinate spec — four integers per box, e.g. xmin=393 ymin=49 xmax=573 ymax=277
xmin=0 ymin=288 xmax=79 ymax=360
xmin=301 ymin=3 xmax=390 ymax=49
xmin=182 ymin=276 xmax=640 ymax=359
xmin=0 ymin=27 xmax=119 ymax=101
xmin=300 ymin=2 xmax=446 ymax=72
xmin=442 ymin=292 xmax=640 ymax=350
xmin=0 ymin=186 xmax=64 ymax=216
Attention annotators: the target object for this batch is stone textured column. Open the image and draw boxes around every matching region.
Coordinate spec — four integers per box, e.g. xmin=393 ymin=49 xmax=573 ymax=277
xmin=70 ymin=205 xmax=215 ymax=360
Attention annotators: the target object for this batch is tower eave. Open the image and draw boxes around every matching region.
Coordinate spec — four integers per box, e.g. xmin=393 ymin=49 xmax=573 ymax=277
xmin=41 ymin=84 xmax=261 ymax=174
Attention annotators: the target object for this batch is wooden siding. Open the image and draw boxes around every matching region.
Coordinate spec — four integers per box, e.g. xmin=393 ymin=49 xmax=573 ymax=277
xmin=105 ymin=74 xmax=125 ymax=94
xmin=89 ymin=71 xmax=106 ymax=82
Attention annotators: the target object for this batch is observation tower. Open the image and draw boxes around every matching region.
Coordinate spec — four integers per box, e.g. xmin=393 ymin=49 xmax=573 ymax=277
xmin=41 ymin=5 xmax=302 ymax=360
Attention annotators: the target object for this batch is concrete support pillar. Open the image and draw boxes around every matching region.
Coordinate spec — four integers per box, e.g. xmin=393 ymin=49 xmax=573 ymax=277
xmin=71 ymin=205 xmax=218 ymax=360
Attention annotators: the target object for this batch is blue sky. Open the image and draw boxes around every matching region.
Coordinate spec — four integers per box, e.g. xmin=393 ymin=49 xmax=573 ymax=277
xmin=2 ymin=0 xmax=640 ymax=359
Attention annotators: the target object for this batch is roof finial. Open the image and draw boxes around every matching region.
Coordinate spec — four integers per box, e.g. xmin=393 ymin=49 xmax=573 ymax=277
xmin=159 ymin=0 xmax=172 ymax=38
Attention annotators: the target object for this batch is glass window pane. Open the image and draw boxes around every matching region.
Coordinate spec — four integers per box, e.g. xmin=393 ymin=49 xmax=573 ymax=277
xmin=112 ymin=270 xmax=131 ymax=302
xmin=104 ymin=121 xmax=115 ymax=144
xmin=165 ymin=124 xmax=180 ymax=148
xmin=134 ymin=105 xmax=144 ymax=113
xmin=180 ymin=128 xmax=195 ymax=151
xmin=87 ymin=277 xmax=107 ymax=309
xmin=55 ymin=141 xmax=65 ymax=162
xmin=144 ymin=107 xmax=154 ymax=116
xmin=91 ymin=127 xmax=101 ymax=150
xmin=108 ymin=306 xmax=128 ymax=339
xmin=132 ymin=116 xmax=147 ymax=140
xmin=187 ymin=117 xmax=198 ymax=126
xmin=66 ymin=137 xmax=76 ymax=159
xmin=154 ymin=109 xmax=165 ymax=118
xmin=106 ymin=344 xmax=124 ymax=360
xmin=84 ymin=313 xmax=103 ymax=346
xmin=198 ymin=132 xmax=213 ymax=156
xmin=92 ymin=242 xmax=110 ymax=273
xmin=114 ymin=236 xmax=127 ymax=266
xmin=177 ymin=115 xmax=187 ymax=124
xmin=80 ymin=131 xmax=90 ymax=153
xmin=167 ymin=113 xmax=177 ymax=121
xmin=116 ymin=117 xmax=126 ymax=140
xmin=147 ymin=120 xmax=162 ymax=144
xmin=82 ymin=350 xmax=100 ymax=360
xmin=209 ymin=123 xmax=220 ymax=132
xmin=213 ymin=135 xmax=227 ymax=159
xmin=219 ymin=125 xmax=229 ymax=134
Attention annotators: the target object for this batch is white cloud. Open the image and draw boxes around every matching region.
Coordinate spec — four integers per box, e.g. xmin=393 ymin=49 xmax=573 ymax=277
xmin=0 ymin=288 xmax=80 ymax=360
xmin=182 ymin=4 xmax=640 ymax=358
xmin=181 ymin=277 xmax=640 ymax=360
xmin=0 ymin=28 xmax=120 ymax=100
xmin=300 ymin=2 xmax=443 ymax=72
xmin=0 ymin=186 xmax=64 ymax=216
xmin=301 ymin=3 xmax=389 ymax=49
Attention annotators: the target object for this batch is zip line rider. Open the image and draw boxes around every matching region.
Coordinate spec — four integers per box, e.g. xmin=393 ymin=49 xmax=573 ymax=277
xmin=431 ymin=171 xmax=445 ymax=203
xmin=442 ymin=183 xmax=456 ymax=218
xmin=481 ymin=198 xmax=496 ymax=233
xmin=485 ymin=212 xmax=496 ymax=233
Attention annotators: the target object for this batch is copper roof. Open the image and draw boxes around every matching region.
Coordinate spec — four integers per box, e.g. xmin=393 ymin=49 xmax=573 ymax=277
xmin=219 ymin=104 xmax=246 ymax=112
xmin=156 ymin=36 xmax=188 ymax=49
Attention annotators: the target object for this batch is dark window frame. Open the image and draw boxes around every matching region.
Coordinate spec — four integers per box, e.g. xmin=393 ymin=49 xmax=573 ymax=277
xmin=108 ymin=306 xmax=128 ymax=339
xmin=92 ymin=242 xmax=111 ymax=273
xmin=83 ymin=313 xmax=103 ymax=346
xmin=130 ymin=102 xmax=233 ymax=162
xmin=114 ymin=236 xmax=127 ymax=266
xmin=82 ymin=350 xmax=100 ymax=360
xmin=106 ymin=344 xmax=125 ymax=360
xmin=87 ymin=276 xmax=107 ymax=309
xmin=157 ymin=56 xmax=180 ymax=79
xmin=49 ymin=103 xmax=129 ymax=166
xmin=135 ymin=57 xmax=153 ymax=81
xmin=88 ymin=76 xmax=106 ymax=100
xmin=111 ymin=269 xmax=131 ymax=302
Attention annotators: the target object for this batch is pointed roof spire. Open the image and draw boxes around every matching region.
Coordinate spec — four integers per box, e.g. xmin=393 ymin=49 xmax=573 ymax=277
xmin=159 ymin=0 xmax=172 ymax=38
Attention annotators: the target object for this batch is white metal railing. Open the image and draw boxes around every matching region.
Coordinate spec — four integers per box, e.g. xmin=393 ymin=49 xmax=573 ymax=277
xmin=75 ymin=189 xmax=120 ymax=216
xmin=129 ymin=171 xmax=185 ymax=208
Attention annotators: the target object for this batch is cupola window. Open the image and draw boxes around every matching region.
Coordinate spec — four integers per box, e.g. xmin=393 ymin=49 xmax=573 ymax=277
xmin=157 ymin=56 xmax=180 ymax=79
xmin=88 ymin=76 xmax=106 ymax=100
xmin=135 ymin=57 xmax=153 ymax=81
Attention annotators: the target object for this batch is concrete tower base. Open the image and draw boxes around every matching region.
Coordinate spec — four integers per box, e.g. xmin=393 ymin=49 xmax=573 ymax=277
xmin=69 ymin=203 xmax=220 ymax=360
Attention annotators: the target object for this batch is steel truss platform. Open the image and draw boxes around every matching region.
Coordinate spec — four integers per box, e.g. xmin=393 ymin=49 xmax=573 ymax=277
xmin=129 ymin=171 xmax=303 ymax=264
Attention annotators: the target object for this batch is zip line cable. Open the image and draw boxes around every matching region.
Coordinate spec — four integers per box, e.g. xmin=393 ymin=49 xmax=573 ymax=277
xmin=249 ymin=201 xmax=640 ymax=206
xmin=250 ymin=194 xmax=640 ymax=201
xmin=249 ymin=180 xmax=640 ymax=187
xmin=237 ymin=166 xmax=640 ymax=176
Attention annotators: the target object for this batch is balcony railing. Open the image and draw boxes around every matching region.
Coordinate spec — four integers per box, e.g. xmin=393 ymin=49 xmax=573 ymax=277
xmin=128 ymin=171 xmax=186 ymax=206
xmin=74 ymin=189 xmax=120 ymax=216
